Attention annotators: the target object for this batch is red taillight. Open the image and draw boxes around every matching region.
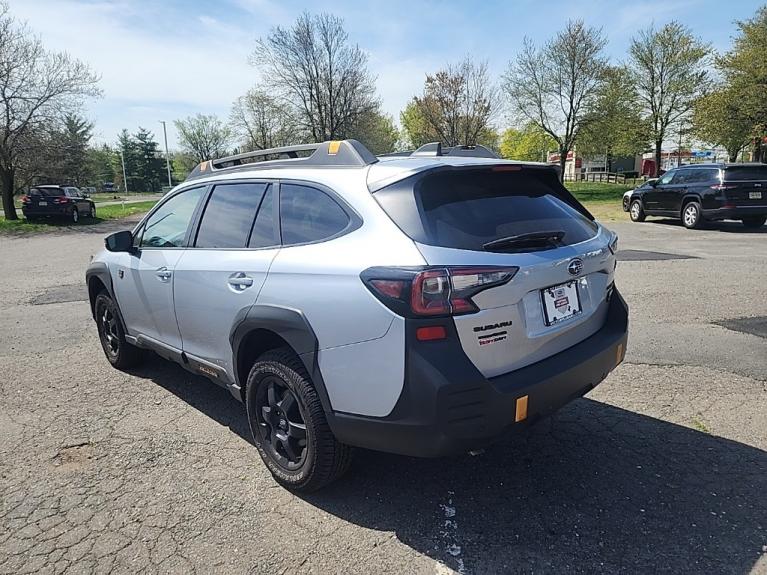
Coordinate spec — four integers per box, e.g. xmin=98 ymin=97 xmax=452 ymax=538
xmin=362 ymin=266 xmax=518 ymax=318
xmin=416 ymin=326 xmax=447 ymax=341
xmin=20 ymin=195 xmax=30 ymax=204
xmin=52 ymin=197 xmax=69 ymax=204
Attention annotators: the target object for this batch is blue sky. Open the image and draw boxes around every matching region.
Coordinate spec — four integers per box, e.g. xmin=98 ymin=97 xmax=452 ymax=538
xmin=12 ymin=0 xmax=762 ymax=149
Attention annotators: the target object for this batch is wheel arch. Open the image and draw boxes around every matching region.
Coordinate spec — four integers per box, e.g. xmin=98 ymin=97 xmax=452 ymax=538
xmin=680 ymin=194 xmax=702 ymax=212
xmin=230 ymin=305 xmax=333 ymax=413
xmin=86 ymin=262 xmax=114 ymax=319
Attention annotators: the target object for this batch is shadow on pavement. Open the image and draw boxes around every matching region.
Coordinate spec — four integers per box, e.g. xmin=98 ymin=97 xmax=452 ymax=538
xmin=132 ymin=356 xmax=767 ymax=574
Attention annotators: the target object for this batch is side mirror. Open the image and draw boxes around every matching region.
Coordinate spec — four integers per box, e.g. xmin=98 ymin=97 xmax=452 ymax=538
xmin=105 ymin=230 xmax=134 ymax=253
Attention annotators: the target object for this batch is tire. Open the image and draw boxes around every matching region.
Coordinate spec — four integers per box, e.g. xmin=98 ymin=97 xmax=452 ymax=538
xmin=94 ymin=292 xmax=144 ymax=370
xmin=629 ymin=199 xmax=646 ymax=222
xmin=742 ymin=216 xmax=766 ymax=229
xmin=245 ymin=348 xmax=352 ymax=492
xmin=25 ymin=215 xmax=37 ymax=222
xmin=681 ymin=201 xmax=703 ymax=229
xmin=71 ymin=208 xmax=79 ymax=223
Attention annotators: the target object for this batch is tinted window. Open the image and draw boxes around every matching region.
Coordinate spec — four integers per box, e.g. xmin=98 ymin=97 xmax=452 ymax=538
xmin=724 ymin=166 xmax=767 ymax=181
xmin=657 ymin=171 xmax=675 ymax=185
xmin=674 ymin=168 xmax=719 ymax=184
xmin=375 ymin=169 xmax=598 ymax=252
xmin=280 ymin=184 xmax=350 ymax=245
xmin=249 ymin=186 xmax=277 ymax=248
xmin=195 ymin=183 xmax=267 ymax=248
xmin=140 ymin=187 xmax=205 ymax=248
xmin=30 ymin=187 xmax=63 ymax=197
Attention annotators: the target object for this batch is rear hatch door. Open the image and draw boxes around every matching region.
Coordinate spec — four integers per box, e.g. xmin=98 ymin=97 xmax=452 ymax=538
xmin=373 ymin=165 xmax=616 ymax=378
xmin=723 ymin=165 xmax=767 ymax=206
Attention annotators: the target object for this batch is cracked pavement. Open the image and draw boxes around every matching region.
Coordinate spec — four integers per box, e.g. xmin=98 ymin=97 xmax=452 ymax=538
xmin=1 ymin=216 xmax=766 ymax=574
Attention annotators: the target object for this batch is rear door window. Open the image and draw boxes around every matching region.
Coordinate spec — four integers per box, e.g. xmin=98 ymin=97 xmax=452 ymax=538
xmin=195 ymin=183 xmax=268 ymax=248
xmin=724 ymin=166 xmax=767 ymax=181
xmin=279 ymin=184 xmax=350 ymax=245
xmin=375 ymin=169 xmax=598 ymax=252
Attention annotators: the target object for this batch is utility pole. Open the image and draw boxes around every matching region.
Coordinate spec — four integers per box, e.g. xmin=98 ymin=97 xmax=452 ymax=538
xmin=120 ymin=148 xmax=129 ymax=196
xmin=159 ymin=120 xmax=172 ymax=188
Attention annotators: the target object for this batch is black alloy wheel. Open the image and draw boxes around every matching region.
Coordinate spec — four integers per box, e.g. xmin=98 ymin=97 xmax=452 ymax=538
xmin=255 ymin=376 xmax=308 ymax=471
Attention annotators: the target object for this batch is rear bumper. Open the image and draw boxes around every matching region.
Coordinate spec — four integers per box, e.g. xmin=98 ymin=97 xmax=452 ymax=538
xmin=22 ymin=206 xmax=72 ymax=216
xmin=703 ymin=205 xmax=767 ymax=221
xmin=329 ymin=288 xmax=629 ymax=457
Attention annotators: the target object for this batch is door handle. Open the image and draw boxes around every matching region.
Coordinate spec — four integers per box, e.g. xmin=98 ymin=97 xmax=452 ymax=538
xmin=156 ymin=267 xmax=172 ymax=281
xmin=227 ymin=272 xmax=254 ymax=290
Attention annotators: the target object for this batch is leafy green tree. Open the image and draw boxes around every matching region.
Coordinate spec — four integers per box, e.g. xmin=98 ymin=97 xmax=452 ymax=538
xmin=351 ymin=112 xmax=399 ymax=155
xmin=692 ymin=88 xmax=752 ymax=161
xmin=577 ymin=67 xmax=650 ymax=170
xmin=115 ymin=129 xmax=165 ymax=193
xmin=174 ymin=114 xmax=232 ymax=163
xmin=499 ymin=123 xmax=556 ymax=162
xmin=400 ymin=101 xmax=439 ymax=149
xmin=170 ymin=152 xmax=197 ymax=183
xmin=504 ymin=20 xmax=608 ymax=180
xmin=43 ymin=114 xmax=93 ymax=185
xmin=715 ymin=5 xmax=767 ymax=161
xmin=86 ymin=144 xmax=118 ymax=188
xmin=629 ymin=22 xmax=711 ymax=176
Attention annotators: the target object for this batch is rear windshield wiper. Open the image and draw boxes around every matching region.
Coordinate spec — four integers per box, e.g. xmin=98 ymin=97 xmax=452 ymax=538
xmin=483 ymin=231 xmax=565 ymax=252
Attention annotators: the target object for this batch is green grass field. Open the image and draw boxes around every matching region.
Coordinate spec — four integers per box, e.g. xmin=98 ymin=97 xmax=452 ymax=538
xmin=0 ymin=200 xmax=158 ymax=235
xmin=565 ymin=182 xmax=634 ymax=222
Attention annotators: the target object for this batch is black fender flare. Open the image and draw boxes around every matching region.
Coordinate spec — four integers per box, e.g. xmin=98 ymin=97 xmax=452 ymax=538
xmin=230 ymin=304 xmax=333 ymax=414
xmin=85 ymin=261 xmax=130 ymax=336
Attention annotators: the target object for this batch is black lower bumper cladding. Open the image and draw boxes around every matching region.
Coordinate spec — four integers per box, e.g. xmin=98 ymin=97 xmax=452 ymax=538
xmin=329 ymin=289 xmax=629 ymax=457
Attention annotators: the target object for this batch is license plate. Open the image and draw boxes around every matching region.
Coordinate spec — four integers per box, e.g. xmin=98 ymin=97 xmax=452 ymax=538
xmin=38 ymin=201 xmax=47 ymax=206
xmin=541 ymin=281 xmax=582 ymax=326
xmin=749 ymin=191 xmax=762 ymax=200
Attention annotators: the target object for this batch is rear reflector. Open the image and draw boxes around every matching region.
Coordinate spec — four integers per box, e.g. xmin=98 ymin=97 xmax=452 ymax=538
xmin=416 ymin=326 xmax=447 ymax=341
xmin=515 ymin=395 xmax=529 ymax=422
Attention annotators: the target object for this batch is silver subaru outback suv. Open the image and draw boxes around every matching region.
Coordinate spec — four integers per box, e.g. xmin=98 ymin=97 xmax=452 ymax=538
xmin=86 ymin=140 xmax=628 ymax=491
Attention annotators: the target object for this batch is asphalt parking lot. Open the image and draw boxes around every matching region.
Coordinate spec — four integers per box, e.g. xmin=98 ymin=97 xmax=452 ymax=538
xmin=1 ymin=216 xmax=766 ymax=575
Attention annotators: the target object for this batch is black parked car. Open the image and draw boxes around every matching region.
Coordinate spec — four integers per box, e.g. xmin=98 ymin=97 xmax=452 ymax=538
xmin=21 ymin=185 xmax=96 ymax=223
xmin=628 ymin=163 xmax=767 ymax=229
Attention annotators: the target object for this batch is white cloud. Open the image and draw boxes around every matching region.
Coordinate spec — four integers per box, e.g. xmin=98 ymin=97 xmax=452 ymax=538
xmin=11 ymin=0 xmax=258 ymax=145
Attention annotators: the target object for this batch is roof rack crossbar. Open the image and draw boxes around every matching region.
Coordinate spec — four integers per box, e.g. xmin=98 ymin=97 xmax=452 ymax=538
xmin=185 ymin=139 xmax=378 ymax=182
xmin=409 ymin=142 xmax=500 ymax=159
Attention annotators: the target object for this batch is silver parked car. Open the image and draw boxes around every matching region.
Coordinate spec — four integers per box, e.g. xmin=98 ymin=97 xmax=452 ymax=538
xmin=86 ymin=140 xmax=628 ymax=491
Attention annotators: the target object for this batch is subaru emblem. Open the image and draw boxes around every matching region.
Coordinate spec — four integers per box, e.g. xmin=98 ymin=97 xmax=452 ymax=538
xmin=567 ymin=258 xmax=583 ymax=276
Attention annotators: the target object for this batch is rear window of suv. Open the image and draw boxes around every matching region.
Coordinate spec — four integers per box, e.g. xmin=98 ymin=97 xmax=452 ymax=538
xmin=374 ymin=168 xmax=598 ymax=252
xmin=29 ymin=187 xmax=63 ymax=197
xmin=724 ymin=166 xmax=767 ymax=181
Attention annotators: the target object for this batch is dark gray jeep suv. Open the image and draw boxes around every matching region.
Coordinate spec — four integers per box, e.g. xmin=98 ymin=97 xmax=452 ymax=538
xmin=628 ymin=163 xmax=767 ymax=229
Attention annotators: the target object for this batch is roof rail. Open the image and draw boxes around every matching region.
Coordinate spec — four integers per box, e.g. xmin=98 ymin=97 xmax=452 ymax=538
xmin=185 ymin=139 xmax=378 ymax=181
xmin=409 ymin=142 xmax=500 ymax=159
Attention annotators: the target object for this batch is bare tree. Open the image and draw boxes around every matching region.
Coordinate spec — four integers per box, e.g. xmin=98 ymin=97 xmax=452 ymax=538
xmin=230 ymin=87 xmax=299 ymax=151
xmin=0 ymin=2 xmax=100 ymax=219
xmin=503 ymin=20 xmax=607 ymax=180
xmin=629 ymin=22 xmax=710 ymax=176
xmin=251 ymin=12 xmax=379 ymax=142
xmin=412 ymin=57 xmax=499 ymax=147
xmin=174 ymin=114 xmax=232 ymax=164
